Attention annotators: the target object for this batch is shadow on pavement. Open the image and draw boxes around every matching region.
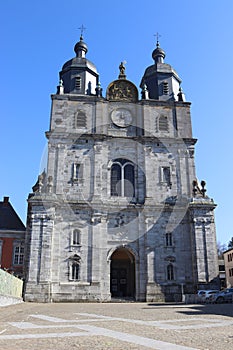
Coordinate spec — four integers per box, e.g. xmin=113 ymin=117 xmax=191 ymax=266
xmin=143 ymin=303 xmax=233 ymax=317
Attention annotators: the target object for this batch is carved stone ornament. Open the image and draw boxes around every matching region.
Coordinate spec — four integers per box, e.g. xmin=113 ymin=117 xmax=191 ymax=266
xmin=106 ymin=79 xmax=138 ymax=102
xmin=164 ymin=255 xmax=176 ymax=262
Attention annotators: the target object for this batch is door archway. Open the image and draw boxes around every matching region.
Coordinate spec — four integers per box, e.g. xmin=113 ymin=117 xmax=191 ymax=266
xmin=110 ymin=247 xmax=135 ymax=299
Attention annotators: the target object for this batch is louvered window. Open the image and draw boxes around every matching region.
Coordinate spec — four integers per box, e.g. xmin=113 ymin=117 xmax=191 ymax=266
xmin=75 ymin=76 xmax=81 ymax=90
xmin=75 ymin=111 xmax=86 ymax=128
xmin=163 ymin=81 xmax=169 ymax=95
xmin=158 ymin=115 xmax=168 ymax=131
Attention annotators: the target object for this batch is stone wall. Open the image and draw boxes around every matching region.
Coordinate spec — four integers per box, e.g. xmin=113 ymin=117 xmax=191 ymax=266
xmin=0 ymin=268 xmax=23 ymax=298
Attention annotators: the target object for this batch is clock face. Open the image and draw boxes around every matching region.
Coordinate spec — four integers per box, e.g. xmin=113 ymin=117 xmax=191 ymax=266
xmin=111 ymin=108 xmax=133 ymax=127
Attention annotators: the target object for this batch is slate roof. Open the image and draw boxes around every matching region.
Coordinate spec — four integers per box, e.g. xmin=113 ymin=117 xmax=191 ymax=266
xmin=0 ymin=197 xmax=25 ymax=231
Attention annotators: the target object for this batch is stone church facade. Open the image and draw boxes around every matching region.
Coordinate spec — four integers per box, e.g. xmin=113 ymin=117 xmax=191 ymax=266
xmin=23 ymin=35 xmax=219 ymax=302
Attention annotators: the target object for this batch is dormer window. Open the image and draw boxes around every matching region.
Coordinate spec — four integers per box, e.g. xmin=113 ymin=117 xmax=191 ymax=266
xmin=163 ymin=81 xmax=169 ymax=95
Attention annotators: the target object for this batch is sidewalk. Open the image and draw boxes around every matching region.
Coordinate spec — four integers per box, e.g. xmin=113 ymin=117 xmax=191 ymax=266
xmin=0 ymin=295 xmax=23 ymax=307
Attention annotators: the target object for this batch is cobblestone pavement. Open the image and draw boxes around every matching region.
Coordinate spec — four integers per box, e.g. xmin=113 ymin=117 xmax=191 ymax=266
xmin=0 ymin=302 xmax=233 ymax=349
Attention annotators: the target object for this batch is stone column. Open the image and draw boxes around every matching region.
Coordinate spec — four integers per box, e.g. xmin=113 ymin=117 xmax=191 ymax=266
xmin=90 ymin=214 xmax=110 ymax=300
xmin=92 ymin=143 xmax=103 ymax=201
xmin=38 ymin=215 xmax=54 ymax=284
xmin=189 ymin=201 xmax=218 ymax=287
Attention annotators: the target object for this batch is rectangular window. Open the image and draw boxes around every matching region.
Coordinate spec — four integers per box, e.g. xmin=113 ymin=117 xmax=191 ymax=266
xmin=72 ymin=263 xmax=79 ymax=281
xmin=161 ymin=166 xmax=171 ymax=186
xmin=73 ymin=163 xmax=80 ymax=179
xmin=167 ymin=264 xmax=174 ymax=280
xmin=72 ymin=163 xmax=83 ymax=182
xmin=13 ymin=244 xmax=24 ymax=265
xmin=0 ymin=240 xmax=2 ymax=265
xmin=165 ymin=232 xmax=173 ymax=246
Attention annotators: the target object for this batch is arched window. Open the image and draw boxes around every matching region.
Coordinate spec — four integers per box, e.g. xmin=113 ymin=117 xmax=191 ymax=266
xmin=111 ymin=158 xmax=135 ymax=197
xmin=167 ymin=264 xmax=174 ymax=281
xmin=72 ymin=229 xmax=80 ymax=245
xmin=75 ymin=111 xmax=86 ymax=128
xmin=69 ymin=254 xmax=80 ymax=281
xmin=158 ymin=115 xmax=169 ymax=131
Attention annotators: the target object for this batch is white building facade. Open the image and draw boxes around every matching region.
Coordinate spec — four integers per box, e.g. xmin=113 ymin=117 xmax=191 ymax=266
xmin=24 ymin=36 xmax=219 ymax=302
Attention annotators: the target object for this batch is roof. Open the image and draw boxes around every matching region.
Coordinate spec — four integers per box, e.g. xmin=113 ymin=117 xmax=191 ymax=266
xmin=0 ymin=197 xmax=25 ymax=231
xmin=223 ymin=247 xmax=233 ymax=255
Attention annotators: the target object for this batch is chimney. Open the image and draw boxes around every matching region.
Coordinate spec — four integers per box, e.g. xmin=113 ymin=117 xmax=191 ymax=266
xmin=3 ymin=196 xmax=9 ymax=206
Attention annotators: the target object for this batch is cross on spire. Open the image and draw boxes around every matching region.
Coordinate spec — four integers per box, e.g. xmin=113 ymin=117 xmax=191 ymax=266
xmin=154 ymin=32 xmax=161 ymax=47
xmin=78 ymin=24 xmax=86 ymax=39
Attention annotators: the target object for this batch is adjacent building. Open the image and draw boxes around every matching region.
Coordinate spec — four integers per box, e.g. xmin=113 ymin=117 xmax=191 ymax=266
xmin=223 ymin=248 xmax=233 ymax=287
xmin=23 ymin=35 xmax=219 ymax=302
xmin=218 ymin=258 xmax=226 ymax=288
xmin=0 ymin=196 xmax=25 ymax=277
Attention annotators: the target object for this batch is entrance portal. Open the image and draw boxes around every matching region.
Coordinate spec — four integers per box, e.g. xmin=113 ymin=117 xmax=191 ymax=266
xmin=110 ymin=247 xmax=135 ymax=299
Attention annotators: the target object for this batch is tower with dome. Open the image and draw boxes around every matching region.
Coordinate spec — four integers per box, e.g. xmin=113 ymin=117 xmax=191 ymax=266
xmin=23 ymin=35 xmax=219 ymax=302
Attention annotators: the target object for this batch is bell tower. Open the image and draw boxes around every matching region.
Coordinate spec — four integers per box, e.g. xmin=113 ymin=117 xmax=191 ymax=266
xmin=140 ymin=38 xmax=182 ymax=101
xmin=24 ymin=34 xmax=219 ymax=303
xmin=59 ymin=35 xmax=100 ymax=95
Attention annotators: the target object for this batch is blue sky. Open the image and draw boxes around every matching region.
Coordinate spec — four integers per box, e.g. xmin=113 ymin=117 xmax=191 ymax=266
xmin=1 ymin=1 xmax=233 ymax=246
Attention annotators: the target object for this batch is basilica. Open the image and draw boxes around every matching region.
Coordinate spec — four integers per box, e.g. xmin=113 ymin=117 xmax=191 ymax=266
xmin=23 ymin=34 xmax=219 ymax=302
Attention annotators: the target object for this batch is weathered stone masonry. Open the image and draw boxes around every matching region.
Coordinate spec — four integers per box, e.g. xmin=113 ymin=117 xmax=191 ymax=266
xmin=24 ymin=36 xmax=219 ymax=302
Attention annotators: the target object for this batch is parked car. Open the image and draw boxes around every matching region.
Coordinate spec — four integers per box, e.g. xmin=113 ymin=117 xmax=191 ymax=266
xmin=197 ymin=290 xmax=219 ymax=303
xmin=211 ymin=288 xmax=233 ymax=303
xmin=197 ymin=290 xmax=206 ymax=302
